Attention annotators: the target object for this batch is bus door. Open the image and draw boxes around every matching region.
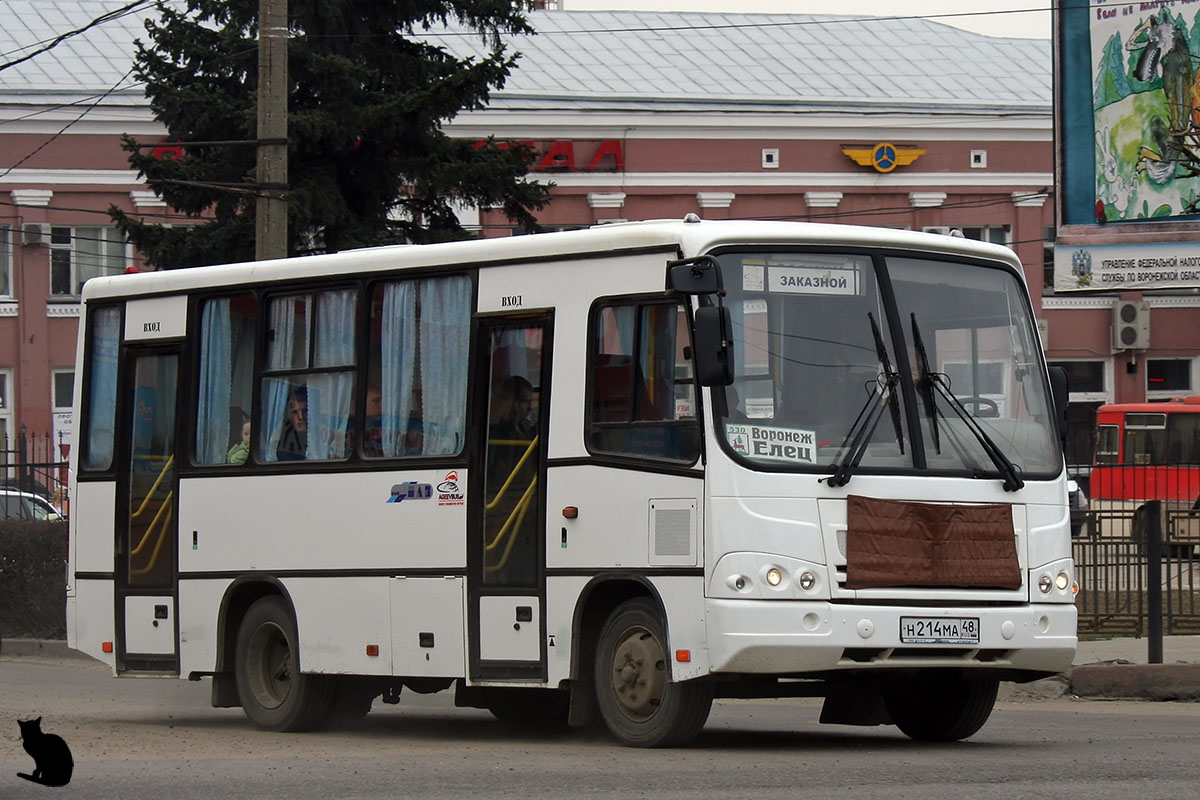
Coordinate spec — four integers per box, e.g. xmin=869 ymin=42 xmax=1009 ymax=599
xmin=469 ymin=315 xmax=552 ymax=680
xmin=114 ymin=347 xmax=180 ymax=673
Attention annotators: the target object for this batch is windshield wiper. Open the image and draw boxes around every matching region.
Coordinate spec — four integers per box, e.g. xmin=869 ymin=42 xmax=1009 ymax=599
xmin=910 ymin=315 xmax=1025 ymax=492
xmin=911 ymin=313 xmax=940 ymax=454
xmin=826 ymin=312 xmax=904 ymax=488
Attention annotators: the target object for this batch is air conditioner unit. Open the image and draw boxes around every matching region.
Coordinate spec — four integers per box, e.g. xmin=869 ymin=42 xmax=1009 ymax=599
xmin=1112 ymin=300 xmax=1150 ymax=350
xmin=21 ymin=223 xmax=45 ymax=246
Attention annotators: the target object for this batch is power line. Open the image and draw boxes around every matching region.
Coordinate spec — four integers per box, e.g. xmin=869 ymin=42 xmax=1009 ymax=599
xmin=0 ymin=0 xmax=157 ymax=73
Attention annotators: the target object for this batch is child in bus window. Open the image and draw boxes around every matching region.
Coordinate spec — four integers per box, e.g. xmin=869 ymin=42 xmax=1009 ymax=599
xmin=227 ymin=419 xmax=251 ymax=464
xmin=277 ymin=386 xmax=308 ymax=461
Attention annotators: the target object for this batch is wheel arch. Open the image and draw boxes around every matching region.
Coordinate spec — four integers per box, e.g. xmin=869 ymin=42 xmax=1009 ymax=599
xmin=214 ymin=575 xmax=299 ymax=674
xmin=569 ymin=574 xmax=671 ymax=683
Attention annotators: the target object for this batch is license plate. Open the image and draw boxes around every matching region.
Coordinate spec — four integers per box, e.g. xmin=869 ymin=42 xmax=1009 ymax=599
xmin=899 ymin=616 xmax=980 ymax=644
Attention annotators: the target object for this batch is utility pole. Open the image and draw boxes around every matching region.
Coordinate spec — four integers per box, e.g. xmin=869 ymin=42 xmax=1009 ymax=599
xmin=256 ymin=0 xmax=288 ymax=260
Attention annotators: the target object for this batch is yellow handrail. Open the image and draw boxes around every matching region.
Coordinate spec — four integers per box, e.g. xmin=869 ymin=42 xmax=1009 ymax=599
xmin=130 ymin=502 xmax=174 ymax=576
xmin=485 ymin=477 xmax=537 ymax=554
xmin=130 ymin=454 xmax=175 ymax=520
xmin=129 ymin=490 xmax=174 ymax=556
xmin=485 ymin=478 xmax=538 ymax=573
xmin=485 ymin=435 xmax=538 ymax=510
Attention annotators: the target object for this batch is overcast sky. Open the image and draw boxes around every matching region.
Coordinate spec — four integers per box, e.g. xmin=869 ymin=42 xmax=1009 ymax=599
xmin=562 ymin=0 xmax=1052 ymax=39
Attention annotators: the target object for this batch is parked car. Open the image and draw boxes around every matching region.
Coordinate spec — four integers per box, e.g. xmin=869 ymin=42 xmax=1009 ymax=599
xmin=1068 ymin=478 xmax=1088 ymax=538
xmin=0 ymin=489 xmax=61 ymax=521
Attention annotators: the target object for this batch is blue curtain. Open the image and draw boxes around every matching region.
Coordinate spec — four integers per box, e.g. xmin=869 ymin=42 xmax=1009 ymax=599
xmin=196 ymin=298 xmax=232 ymax=464
xmin=308 ymin=290 xmax=356 ymax=459
xmin=82 ymin=307 xmax=120 ymax=470
xmin=260 ymin=297 xmax=301 ymax=461
xmin=380 ymin=281 xmax=416 ymax=457
xmin=420 ymin=276 xmax=470 ymax=455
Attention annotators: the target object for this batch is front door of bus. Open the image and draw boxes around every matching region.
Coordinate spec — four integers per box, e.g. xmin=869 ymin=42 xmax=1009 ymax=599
xmin=115 ymin=348 xmax=180 ymax=672
xmin=469 ymin=315 xmax=551 ymax=679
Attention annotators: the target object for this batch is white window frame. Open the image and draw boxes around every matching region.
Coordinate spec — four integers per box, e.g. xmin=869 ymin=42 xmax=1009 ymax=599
xmin=0 ymin=369 xmax=11 ymax=452
xmin=1146 ymin=356 xmax=1197 ymax=401
xmin=49 ymin=225 xmax=131 ymax=297
xmin=1048 ymin=358 xmax=1112 ymax=404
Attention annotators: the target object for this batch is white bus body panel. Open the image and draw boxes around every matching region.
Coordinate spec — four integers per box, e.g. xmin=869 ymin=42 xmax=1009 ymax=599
xmin=285 ymin=577 xmax=393 ymax=675
xmin=70 ymin=578 xmax=116 ymax=668
xmin=123 ymin=596 xmax=175 ymax=655
xmin=390 ymin=577 xmax=466 ymax=676
xmin=176 ymin=470 xmax=467 ymax=573
xmin=124 ymin=295 xmax=187 ymax=341
xmin=178 ymin=579 xmax=226 ymax=674
xmin=73 ymin=481 xmax=116 ymax=573
xmin=479 ymin=595 xmax=540 ymax=662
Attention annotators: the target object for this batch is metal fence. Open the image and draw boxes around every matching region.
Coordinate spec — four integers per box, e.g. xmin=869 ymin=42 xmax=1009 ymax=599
xmin=1073 ymin=463 xmax=1200 ymax=637
xmin=0 ymin=429 xmax=70 ymax=521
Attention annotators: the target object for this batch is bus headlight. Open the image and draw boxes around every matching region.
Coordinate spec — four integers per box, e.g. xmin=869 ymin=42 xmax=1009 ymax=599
xmin=799 ymin=571 xmax=816 ymax=591
xmin=765 ymin=568 xmax=783 ymax=587
xmin=1055 ymin=572 xmax=1070 ymax=591
xmin=1038 ymin=574 xmax=1053 ymax=593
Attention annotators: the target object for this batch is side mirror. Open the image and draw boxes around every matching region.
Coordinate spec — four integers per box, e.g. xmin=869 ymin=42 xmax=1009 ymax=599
xmin=667 ymin=256 xmax=723 ymax=295
xmin=694 ymin=305 xmax=735 ymax=386
xmin=1047 ymin=365 xmax=1069 ymax=444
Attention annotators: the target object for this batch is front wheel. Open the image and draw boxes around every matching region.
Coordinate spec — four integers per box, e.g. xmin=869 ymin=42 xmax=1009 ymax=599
xmin=884 ymin=674 xmax=998 ymax=742
xmin=234 ymin=596 xmax=334 ymax=731
xmin=594 ymin=598 xmax=712 ymax=747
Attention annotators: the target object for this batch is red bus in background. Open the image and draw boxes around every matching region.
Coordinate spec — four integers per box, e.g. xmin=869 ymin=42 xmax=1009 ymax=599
xmin=1090 ymin=396 xmax=1200 ymax=505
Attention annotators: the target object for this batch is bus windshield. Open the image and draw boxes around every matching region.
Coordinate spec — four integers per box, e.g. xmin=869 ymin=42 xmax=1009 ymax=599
xmin=713 ymin=250 xmax=1061 ymax=479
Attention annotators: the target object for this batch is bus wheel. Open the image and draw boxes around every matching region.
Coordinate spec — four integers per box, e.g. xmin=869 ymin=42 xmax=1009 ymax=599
xmin=234 ymin=596 xmax=334 ymax=731
xmin=594 ymin=598 xmax=712 ymax=747
xmin=884 ymin=674 xmax=998 ymax=742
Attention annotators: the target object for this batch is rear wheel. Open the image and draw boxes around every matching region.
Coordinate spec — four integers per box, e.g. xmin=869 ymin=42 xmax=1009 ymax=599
xmin=234 ymin=596 xmax=334 ymax=731
xmin=594 ymin=598 xmax=712 ymax=747
xmin=884 ymin=673 xmax=998 ymax=742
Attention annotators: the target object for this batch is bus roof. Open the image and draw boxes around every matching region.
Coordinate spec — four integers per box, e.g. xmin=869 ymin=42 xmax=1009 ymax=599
xmin=80 ymin=217 xmax=1024 ymax=302
xmin=1097 ymin=396 xmax=1200 ymax=415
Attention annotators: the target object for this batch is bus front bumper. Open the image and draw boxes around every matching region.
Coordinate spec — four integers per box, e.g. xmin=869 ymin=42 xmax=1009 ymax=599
xmin=706 ymin=598 xmax=1077 ymax=677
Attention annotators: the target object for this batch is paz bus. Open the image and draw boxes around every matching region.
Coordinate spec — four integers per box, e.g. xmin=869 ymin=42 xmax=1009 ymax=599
xmin=1089 ymin=396 xmax=1200 ymax=517
xmin=67 ymin=218 xmax=1076 ymax=747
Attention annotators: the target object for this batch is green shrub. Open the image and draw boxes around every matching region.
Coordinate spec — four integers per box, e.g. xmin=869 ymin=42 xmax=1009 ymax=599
xmin=0 ymin=521 xmax=68 ymax=639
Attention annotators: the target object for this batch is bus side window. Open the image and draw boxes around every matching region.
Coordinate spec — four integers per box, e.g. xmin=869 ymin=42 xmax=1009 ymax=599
xmin=195 ymin=293 xmax=257 ymax=465
xmin=586 ymin=298 xmax=700 ymax=464
xmin=80 ymin=306 xmax=121 ymax=471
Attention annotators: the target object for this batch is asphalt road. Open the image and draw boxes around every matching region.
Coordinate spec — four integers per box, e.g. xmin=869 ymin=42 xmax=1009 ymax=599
xmin=2 ymin=655 xmax=1199 ymax=800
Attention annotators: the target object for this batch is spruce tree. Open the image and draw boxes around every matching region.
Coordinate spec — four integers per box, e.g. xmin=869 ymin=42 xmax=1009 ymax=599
xmin=110 ymin=0 xmax=550 ymax=268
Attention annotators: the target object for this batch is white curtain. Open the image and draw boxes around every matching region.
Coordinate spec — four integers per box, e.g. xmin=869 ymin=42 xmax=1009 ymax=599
xmin=380 ymin=282 xmax=417 ymax=457
xmin=420 ymin=276 xmax=470 ymax=455
xmin=260 ymin=296 xmax=303 ymax=462
xmin=196 ymin=298 xmax=232 ymax=464
xmin=308 ymin=290 xmax=357 ymax=459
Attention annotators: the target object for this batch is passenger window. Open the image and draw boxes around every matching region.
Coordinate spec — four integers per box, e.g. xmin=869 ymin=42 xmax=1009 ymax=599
xmin=587 ymin=299 xmax=700 ymax=463
xmin=363 ymin=275 xmax=471 ymax=458
xmin=195 ymin=293 xmax=257 ymax=465
xmin=260 ymin=289 xmax=357 ymax=462
xmin=81 ymin=306 xmax=121 ymax=471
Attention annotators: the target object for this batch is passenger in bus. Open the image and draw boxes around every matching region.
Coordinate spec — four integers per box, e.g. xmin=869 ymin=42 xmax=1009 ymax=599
xmin=362 ymin=384 xmax=384 ymax=458
xmin=227 ymin=418 xmax=251 ymax=464
xmin=491 ymin=375 xmax=535 ymax=442
xmin=277 ymin=386 xmax=308 ymax=461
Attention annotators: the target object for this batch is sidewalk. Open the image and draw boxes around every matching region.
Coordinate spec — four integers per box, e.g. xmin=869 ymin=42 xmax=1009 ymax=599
xmin=5 ymin=637 xmax=1200 ymax=701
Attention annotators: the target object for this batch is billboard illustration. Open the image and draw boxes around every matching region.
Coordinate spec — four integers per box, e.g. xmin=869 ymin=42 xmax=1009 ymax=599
xmin=1092 ymin=3 xmax=1200 ymax=223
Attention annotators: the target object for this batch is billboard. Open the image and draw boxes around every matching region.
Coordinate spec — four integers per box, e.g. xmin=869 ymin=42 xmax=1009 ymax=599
xmin=1055 ymin=0 xmax=1200 ymax=291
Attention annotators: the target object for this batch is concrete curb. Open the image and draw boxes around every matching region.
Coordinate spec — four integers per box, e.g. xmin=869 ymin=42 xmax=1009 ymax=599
xmin=1069 ymin=661 xmax=1200 ymax=701
xmin=0 ymin=638 xmax=91 ymax=660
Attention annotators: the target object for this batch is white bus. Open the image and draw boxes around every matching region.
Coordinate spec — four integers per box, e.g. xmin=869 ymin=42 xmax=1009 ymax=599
xmin=67 ymin=218 xmax=1076 ymax=747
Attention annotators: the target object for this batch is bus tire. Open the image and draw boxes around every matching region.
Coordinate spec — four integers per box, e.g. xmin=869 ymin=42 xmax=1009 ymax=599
xmin=594 ymin=598 xmax=712 ymax=747
xmin=234 ymin=596 xmax=334 ymax=731
xmin=884 ymin=674 xmax=998 ymax=742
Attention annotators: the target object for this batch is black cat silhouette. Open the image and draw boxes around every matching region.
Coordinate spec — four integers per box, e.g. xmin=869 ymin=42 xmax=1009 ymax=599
xmin=17 ymin=717 xmax=73 ymax=787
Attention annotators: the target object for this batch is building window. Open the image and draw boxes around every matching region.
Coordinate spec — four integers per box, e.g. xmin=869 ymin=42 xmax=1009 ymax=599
xmin=1043 ymin=225 xmax=1055 ymax=290
xmin=0 ymin=370 xmax=10 ymax=444
xmin=49 ymin=226 xmax=129 ymax=296
xmin=1147 ymin=358 xmax=1195 ymax=399
xmin=0 ymin=226 xmax=11 ymax=297
xmin=959 ymin=225 xmax=1009 ymax=246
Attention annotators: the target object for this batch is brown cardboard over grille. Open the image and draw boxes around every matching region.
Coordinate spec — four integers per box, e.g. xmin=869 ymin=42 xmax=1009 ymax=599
xmin=845 ymin=495 xmax=1021 ymax=590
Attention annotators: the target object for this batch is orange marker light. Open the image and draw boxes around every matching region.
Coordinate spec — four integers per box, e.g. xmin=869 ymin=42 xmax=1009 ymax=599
xmin=102 ymin=641 xmax=113 ymax=653
xmin=366 ymin=644 xmax=379 ymax=657
xmin=562 ymin=506 xmax=578 ymax=519
xmin=675 ymin=649 xmax=691 ymax=663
